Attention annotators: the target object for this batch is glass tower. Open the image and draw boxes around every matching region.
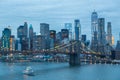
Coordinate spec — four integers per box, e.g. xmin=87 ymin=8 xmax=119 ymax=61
xmin=1 ymin=27 xmax=11 ymax=51
xmin=74 ymin=19 xmax=81 ymax=40
xmin=29 ymin=24 xmax=34 ymax=50
xmin=98 ymin=18 xmax=107 ymax=54
xmin=107 ymin=22 xmax=112 ymax=45
xmin=40 ymin=23 xmax=50 ymax=39
xmin=65 ymin=23 xmax=72 ymax=40
xmin=91 ymin=11 xmax=99 ymax=52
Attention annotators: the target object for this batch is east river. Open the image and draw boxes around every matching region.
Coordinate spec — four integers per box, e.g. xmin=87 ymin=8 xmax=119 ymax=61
xmin=0 ymin=62 xmax=120 ymax=80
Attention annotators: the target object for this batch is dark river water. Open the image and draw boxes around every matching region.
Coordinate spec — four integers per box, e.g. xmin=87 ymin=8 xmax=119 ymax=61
xmin=0 ymin=62 xmax=120 ymax=80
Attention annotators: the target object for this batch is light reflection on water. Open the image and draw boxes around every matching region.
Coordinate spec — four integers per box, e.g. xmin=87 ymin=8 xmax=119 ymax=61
xmin=0 ymin=62 xmax=120 ymax=80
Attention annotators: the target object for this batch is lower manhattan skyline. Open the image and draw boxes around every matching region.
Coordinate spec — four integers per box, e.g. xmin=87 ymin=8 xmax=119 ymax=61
xmin=0 ymin=0 xmax=120 ymax=43
xmin=1 ymin=1 xmax=120 ymax=80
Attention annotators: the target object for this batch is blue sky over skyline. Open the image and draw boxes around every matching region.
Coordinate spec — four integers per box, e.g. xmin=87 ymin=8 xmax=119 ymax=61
xmin=0 ymin=0 xmax=120 ymax=44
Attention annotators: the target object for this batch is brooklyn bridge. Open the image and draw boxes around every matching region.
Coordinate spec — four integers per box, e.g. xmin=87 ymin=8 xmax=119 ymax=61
xmin=0 ymin=40 xmax=111 ymax=66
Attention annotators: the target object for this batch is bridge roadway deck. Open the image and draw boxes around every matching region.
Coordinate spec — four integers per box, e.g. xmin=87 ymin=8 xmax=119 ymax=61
xmin=0 ymin=50 xmax=101 ymax=56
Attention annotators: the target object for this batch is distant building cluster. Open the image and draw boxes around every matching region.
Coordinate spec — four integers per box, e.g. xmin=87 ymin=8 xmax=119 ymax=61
xmin=90 ymin=11 xmax=114 ymax=55
xmin=0 ymin=11 xmax=119 ymax=56
xmin=0 ymin=21 xmax=82 ymax=52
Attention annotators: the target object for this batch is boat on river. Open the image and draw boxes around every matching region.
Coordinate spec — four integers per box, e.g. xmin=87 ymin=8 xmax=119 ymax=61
xmin=23 ymin=66 xmax=34 ymax=76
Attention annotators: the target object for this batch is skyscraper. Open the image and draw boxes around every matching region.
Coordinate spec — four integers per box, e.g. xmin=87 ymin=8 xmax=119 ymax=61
xmin=74 ymin=19 xmax=81 ymax=40
xmin=81 ymin=35 xmax=86 ymax=42
xmin=10 ymin=35 xmax=15 ymax=51
xmin=56 ymin=32 xmax=62 ymax=45
xmin=40 ymin=23 xmax=50 ymax=39
xmin=50 ymin=30 xmax=56 ymax=41
xmin=23 ymin=22 xmax=28 ymax=38
xmin=112 ymin=36 xmax=114 ymax=45
xmin=116 ymin=33 xmax=120 ymax=51
xmin=91 ymin=11 xmax=98 ymax=33
xmin=33 ymin=33 xmax=45 ymax=51
xmin=50 ymin=30 xmax=56 ymax=49
xmin=65 ymin=23 xmax=72 ymax=40
xmin=17 ymin=22 xmax=28 ymax=51
xmin=40 ymin=23 xmax=50 ymax=49
xmin=17 ymin=25 xmax=24 ymax=38
xmin=115 ymin=33 xmax=120 ymax=59
xmin=61 ymin=29 xmax=69 ymax=40
xmin=17 ymin=25 xmax=24 ymax=51
xmin=0 ymin=39 xmax=2 ymax=51
xmin=98 ymin=18 xmax=107 ymax=54
xmin=17 ymin=23 xmax=28 ymax=39
xmin=56 ymin=32 xmax=62 ymax=41
xmin=107 ymin=22 xmax=112 ymax=45
xmin=29 ymin=24 xmax=34 ymax=50
xmin=98 ymin=18 xmax=106 ymax=45
xmin=1 ymin=27 xmax=11 ymax=51
xmin=90 ymin=11 xmax=98 ymax=52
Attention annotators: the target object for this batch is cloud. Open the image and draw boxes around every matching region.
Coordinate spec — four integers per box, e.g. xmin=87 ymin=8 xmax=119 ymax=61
xmin=0 ymin=0 xmax=120 ymax=44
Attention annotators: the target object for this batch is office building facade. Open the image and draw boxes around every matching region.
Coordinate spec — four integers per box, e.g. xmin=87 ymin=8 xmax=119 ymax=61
xmin=74 ymin=19 xmax=81 ymax=40
xmin=1 ymin=27 xmax=11 ymax=51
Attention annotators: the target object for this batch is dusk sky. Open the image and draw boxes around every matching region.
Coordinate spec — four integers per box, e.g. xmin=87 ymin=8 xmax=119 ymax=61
xmin=0 ymin=0 xmax=120 ymax=44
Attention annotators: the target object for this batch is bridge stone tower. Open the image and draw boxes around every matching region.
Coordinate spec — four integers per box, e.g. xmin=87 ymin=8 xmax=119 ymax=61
xmin=69 ymin=40 xmax=81 ymax=66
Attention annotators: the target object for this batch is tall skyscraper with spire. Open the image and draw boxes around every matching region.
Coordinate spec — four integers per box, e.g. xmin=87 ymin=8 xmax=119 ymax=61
xmin=91 ymin=10 xmax=98 ymax=33
xmin=90 ymin=10 xmax=99 ymax=52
